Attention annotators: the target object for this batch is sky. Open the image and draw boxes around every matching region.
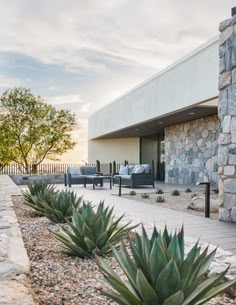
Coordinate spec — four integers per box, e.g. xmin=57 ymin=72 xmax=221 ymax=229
xmin=0 ymin=0 xmax=235 ymax=163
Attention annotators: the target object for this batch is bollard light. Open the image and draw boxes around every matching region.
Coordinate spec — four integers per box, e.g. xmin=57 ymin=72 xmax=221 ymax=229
xmin=196 ymin=182 xmax=210 ymax=218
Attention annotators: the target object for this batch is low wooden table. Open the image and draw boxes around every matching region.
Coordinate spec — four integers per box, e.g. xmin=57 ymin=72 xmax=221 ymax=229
xmin=84 ymin=175 xmax=112 ymax=190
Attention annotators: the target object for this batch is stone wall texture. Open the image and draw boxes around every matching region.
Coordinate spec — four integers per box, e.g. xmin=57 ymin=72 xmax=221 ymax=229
xmin=218 ymin=15 xmax=236 ymax=223
xmin=165 ymin=115 xmax=218 ymax=185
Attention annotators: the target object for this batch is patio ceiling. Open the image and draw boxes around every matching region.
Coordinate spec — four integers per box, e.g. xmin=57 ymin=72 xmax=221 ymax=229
xmin=95 ymin=99 xmax=218 ymax=139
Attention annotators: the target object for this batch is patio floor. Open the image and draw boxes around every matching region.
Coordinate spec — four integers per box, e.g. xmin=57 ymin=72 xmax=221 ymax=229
xmin=57 ymin=182 xmax=236 ymax=254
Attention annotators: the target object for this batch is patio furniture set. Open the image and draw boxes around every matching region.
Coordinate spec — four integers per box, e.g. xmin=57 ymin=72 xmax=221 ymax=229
xmin=64 ymin=164 xmax=154 ymax=190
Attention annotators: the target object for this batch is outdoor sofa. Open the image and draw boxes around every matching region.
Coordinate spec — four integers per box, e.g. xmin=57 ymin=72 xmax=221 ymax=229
xmin=64 ymin=166 xmax=98 ymax=187
xmin=113 ymin=164 xmax=154 ymax=188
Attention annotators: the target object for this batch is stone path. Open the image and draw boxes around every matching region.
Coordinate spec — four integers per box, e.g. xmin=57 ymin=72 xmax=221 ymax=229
xmin=0 ymin=176 xmax=36 ymax=305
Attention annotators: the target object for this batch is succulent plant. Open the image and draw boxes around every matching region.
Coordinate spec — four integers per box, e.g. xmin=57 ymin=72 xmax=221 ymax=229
xmin=156 ymin=195 xmax=165 ymax=203
xmin=23 ymin=188 xmax=83 ymax=223
xmin=141 ymin=193 xmax=149 ymax=199
xmin=96 ymin=226 xmax=236 ymax=305
xmin=129 ymin=190 xmax=137 ymax=196
xmin=51 ymin=201 xmax=137 ymax=258
xmin=156 ymin=189 xmax=164 ymax=194
xmin=172 ymin=189 xmax=180 ymax=196
xmin=185 ymin=188 xmax=192 ymax=193
xmin=22 ymin=180 xmax=56 ymax=204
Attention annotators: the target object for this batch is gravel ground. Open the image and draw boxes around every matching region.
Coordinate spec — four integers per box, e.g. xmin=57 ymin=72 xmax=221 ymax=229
xmin=123 ymin=190 xmax=219 ymax=219
xmin=13 ymin=195 xmax=235 ymax=305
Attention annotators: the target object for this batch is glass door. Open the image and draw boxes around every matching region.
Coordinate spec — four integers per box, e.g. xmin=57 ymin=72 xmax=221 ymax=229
xmin=140 ymin=133 xmax=165 ymax=181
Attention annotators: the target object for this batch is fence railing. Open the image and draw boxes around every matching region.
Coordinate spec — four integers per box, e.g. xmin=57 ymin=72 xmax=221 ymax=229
xmin=0 ymin=162 xmax=124 ymax=175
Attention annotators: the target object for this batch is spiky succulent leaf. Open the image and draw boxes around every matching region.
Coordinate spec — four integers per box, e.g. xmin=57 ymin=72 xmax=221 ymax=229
xmin=96 ymin=226 xmax=236 ymax=305
xmin=52 ymin=201 xmax=137 ymax=258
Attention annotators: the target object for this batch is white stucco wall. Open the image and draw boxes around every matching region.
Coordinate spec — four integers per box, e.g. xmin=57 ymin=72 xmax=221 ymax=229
xmin=88 ymin=138 xmax=139 ymax=163
xmin=88 ymin=36 xmax=219 ymax=139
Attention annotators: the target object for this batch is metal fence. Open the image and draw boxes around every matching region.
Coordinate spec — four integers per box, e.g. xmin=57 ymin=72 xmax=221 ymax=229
xmin=0 ymin=162 xmax=122 ymax=175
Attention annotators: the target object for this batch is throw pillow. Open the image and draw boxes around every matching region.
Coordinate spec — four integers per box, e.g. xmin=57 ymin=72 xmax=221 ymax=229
xmin=142 ymin=164 xmax=151 ymax=173
xmin=119 ymin=165 xmax=129 ymax=175
xmin=133 ymin=165 xmax=145 ymax=174
xmin=68 ymin=167 xmax=81 ymax=175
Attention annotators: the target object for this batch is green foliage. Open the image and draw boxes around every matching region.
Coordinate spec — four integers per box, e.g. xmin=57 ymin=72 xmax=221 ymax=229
xmin=0 ymin=87 xmax=76 ymax=173
xmin=185 ymin=188 xmax=192 ymax=193
xmin=97 ymin=226 xmax=236 ymax=305
xmin=22 ymin=184 xmax=82 ymax=223
xmin=156 ymin=195 xmax=165 ymax=202
xmin=22 ymin=180 xmax=57 ymax=209
xmin=156 ymin=189 xmax=164 ymax=194
xmin=51 ymin=201 xmax=137 ymax=258
xmin=129 ymin=190 xmax=136 ymax=196
xmin=172 ymin=189 xmax=180 ymax=196
xmin=141 ymin=193 xmax=149 ymax=199
xmin=191 ymin=193 xmax=198 ymax=199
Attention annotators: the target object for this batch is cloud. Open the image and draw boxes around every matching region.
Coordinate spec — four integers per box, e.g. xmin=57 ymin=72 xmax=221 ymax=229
xmin=0 ymin=0 xmax=233 ymax=75
xmin=0 ymin=75 xmax=21 ymax=89
xmin=46 ymin=94 xmax=83 ymax=105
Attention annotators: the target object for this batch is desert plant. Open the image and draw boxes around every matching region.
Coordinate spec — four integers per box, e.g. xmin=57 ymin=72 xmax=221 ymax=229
xmin=191 ymin=193 xmax=198 ymax=199
xmin=96 ymin=226 xmax=236 ymax=305
xmin=141 ymin=193 xmax=149 ymax=199
xmin=155 ymin=195 xmax=165 ymax=202
xmin=156 ymin=188 xmax=164 ymax=194
xmin=185 ymin=188 xmax=192 ymax=193
xmin=23 ymin=188 xmax=83 ymax=223
xmin=51 ymin=201 xmax=137 ymax=258
xmin=172 ymin=189 xmax=180 ymax=196
xmin=22 ymin=180 xmax=57 ymax=214
xmin=129 ymin=190 xmax=136 ymax=196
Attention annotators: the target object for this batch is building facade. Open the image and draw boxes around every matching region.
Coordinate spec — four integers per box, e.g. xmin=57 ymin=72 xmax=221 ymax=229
xmin=88 ymin=12 xmax=236 ymax=222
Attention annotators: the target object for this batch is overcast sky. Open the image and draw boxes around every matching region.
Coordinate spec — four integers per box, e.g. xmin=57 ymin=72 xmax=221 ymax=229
xmin=0 ymin=0 xmax=235 ymax=162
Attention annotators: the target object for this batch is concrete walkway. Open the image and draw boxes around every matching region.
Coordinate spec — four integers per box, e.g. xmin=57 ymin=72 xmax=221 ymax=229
xmin=57 ymin=183 xmax=236 ymax=255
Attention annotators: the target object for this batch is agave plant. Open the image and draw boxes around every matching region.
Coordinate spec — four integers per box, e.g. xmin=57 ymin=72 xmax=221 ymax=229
xmin=25 ymin=189 xmax=83 ymax=223
xmin=96 ymin=226 xmax=236 ymax=305
xmin=22 ymin=180 xmax=57 ymax=215
xmin=51 ymin=201 xmax=137 ymax=258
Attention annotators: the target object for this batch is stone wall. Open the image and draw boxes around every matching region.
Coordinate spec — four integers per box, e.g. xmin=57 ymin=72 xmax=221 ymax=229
xmin=165 ymin=115 xmax=219 ymax=185
xmin=218 ymin=15 xmax=236 ymax=223
xmin=10 ymin=174 xmax=64 ymax=185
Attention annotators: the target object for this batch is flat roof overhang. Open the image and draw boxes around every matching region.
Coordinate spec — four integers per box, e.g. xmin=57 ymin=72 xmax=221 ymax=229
xmin=92 ymin=99 xmax=218 ymax=139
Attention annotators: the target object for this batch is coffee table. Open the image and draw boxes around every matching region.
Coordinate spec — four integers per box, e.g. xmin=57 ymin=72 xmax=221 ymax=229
xmin=84 ymin=175 xmax=112 ymax=190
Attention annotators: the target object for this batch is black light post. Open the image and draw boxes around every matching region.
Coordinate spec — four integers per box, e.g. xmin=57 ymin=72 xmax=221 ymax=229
xmin=197 ymin=182 xmax=210 ymax=218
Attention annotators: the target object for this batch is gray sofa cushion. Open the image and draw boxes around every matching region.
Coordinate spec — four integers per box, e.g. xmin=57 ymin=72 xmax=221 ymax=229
xmin=80 ymin=166 xmax=96 ymax=175
xmin=119 ymin=165 xmax=129 ymax=175
xmin=133 ymin=165 xmax=145 ymax=174
xmin=67 ymin=166 xmax=82 ymax=176
xmin=142 ymin=164 xmax=151 ymax=173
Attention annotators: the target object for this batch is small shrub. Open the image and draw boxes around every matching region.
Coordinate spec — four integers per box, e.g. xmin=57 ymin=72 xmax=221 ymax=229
xmin=172 ymin=189 xmax=180 ymax=196
xmin=23 ymin=187 xmax=83 ymax=223
xmin=129 ymin=190 xmax=136 ymax=196
xmin=141 ymin=193 xmax=149 ymax=199
xmin=185 ymin=187 xmax=192 ymax=193
xmin=51 ymin=201 xmax=137 ymax=258
xmin=191 ymin=193 xmax=198 ymax=198
xmin=156 ymin=188 xmax=164 ymax=194
xmin=96 ymin=225 xmax=236 ymax=305
xmin=155 ymin=195 xmax=165 ymax=203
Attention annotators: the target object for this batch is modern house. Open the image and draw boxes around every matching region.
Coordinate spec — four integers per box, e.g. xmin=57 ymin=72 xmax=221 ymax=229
xmin=88 ymin=10 xmax=236 ymax=223
xmin=88 ymin=36 xmax=219 ymax=186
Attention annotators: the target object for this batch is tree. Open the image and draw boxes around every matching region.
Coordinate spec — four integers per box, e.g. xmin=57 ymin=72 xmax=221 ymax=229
xmin=0 ymin=87 xmax=77 ymax=173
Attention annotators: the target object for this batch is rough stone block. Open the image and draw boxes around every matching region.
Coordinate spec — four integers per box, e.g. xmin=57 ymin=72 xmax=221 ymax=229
xmin=218 ymin=133 xmax=231 ymax=145
xmin=224 ymin=194 xmax=236 ymax=209
xmin=224 ymin=178 xmax=236 ymax=193
xmin=201 ymin=129 xmax=209 ymax=138
xmin=219 ymin=15 xmax=236 ymax=32
xmin=219 ymin=56 xmax=225 ymax=73
xmin=218 ymin=146 xmax=228 ymax=166
xmin=229 ymin=154 xmax=236 ymax=164
xmin=219 ymin=25 xmax=234 ymax=45
xmin=219 ymin=207 xmax=232 ymax=222
xmin=231 ymin=116 xmax=236 ymax=143
xmin=224 ymin=165 xmax=235 ymax=176
xmin=232 ymin=67 xmax=236 ymax=83
xmin=218 ymin=88 xmax=228 ymax=117
xmin=228 ymin=85 xmax=236 ymax=115
xmin=219 ymin=71 xmax=232 ymax=89
xmin=231 ymin=206 xmax=236 ymax=223
xmin=222 ymin=115 xmax=231 ymax=133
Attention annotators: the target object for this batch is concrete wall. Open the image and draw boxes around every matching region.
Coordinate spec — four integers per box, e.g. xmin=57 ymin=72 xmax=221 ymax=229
xmin=88 ymin=138 xmax=140 ymax=163
xmin=89 ymin=36 xmax=219 ymax=139
xmin=10 ymin=175 xmax=64 ymax=185
xmin=165 ymin=115 xmax=219 ymax=185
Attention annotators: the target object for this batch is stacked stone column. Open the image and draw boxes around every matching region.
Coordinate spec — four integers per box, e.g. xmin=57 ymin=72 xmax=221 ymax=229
xmin=218 ymin=14 xmax=236 ymax=223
